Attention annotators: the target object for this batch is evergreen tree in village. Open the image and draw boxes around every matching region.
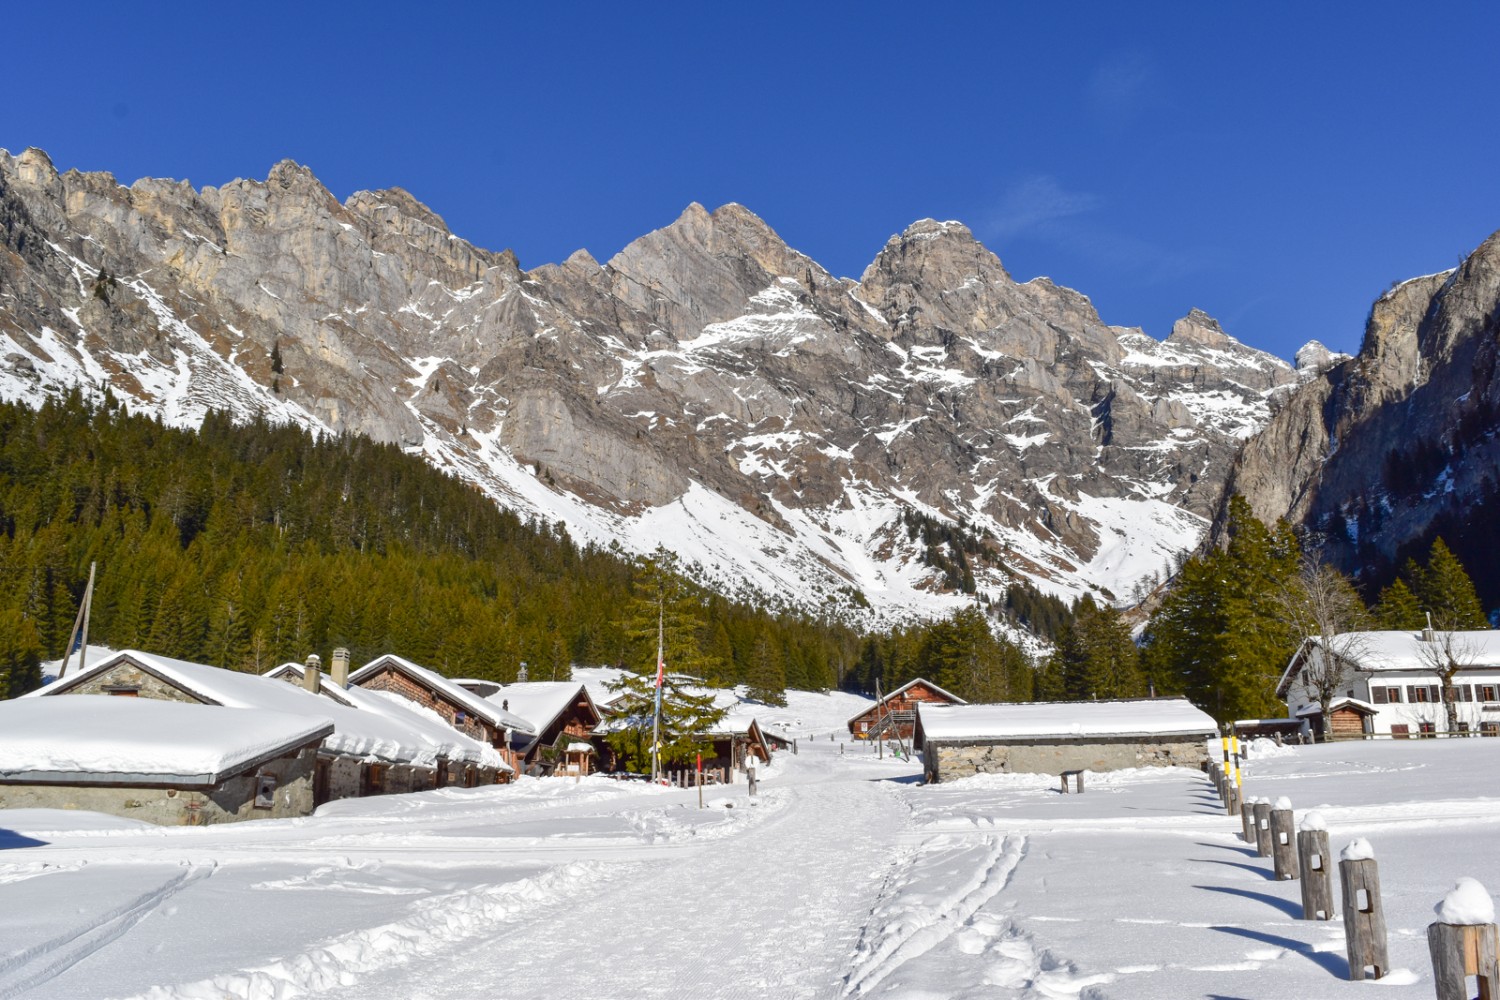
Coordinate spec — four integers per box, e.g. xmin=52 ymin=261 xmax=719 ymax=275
xmin=1373 ymin=537 xmax=1489 ymax=631
xmin=1140 ymin=496 xmax=1303 ymax=722
xmin=603 ymin=547 xmax=727 ymax=772
xmin=1038 ymin=596 xmax=1144 ymax=701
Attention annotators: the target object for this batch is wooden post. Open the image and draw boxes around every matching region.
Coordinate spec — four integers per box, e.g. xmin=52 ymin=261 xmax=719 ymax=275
xmin=1297 ymin=828 xmax=1333 ymax=919
xmin=1241 ymin=796 xmax=1257 ymax=843
xmin=1427 ymin=922 xmax=1499 ymax=1000
xmin=1225 ymin=782 xmax=1240 ymax=817
xmin=1270 ymin=806 xmax=1298 ymax=880
xmin=1253 ymin=800 xmax=1273 ymax=857
xmin=1340 ymin=855 xmax=1390 ymax=980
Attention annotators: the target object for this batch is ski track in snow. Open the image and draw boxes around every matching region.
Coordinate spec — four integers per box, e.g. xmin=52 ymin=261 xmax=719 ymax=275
xmin=0 ymin=863 xmax=215 ymax=1000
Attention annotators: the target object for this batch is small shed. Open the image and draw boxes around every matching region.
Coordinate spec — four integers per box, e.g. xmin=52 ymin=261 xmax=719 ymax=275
xmin=1294 ymin=697 xmax=1378 ymax=739
xmin=701 ymin=717 xmax=773 ymax=774
xmin=848 ymin=678 xmax=966 ymax=741
xmin=916 ymin=698 xmax=1217 ymax=782
xmin=0 ymin=696 xmax=332 ymax=825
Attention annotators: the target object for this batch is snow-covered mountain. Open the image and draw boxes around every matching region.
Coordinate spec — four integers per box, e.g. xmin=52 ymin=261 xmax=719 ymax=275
xmin=0 ymin=148 xmax=1305 ymax=621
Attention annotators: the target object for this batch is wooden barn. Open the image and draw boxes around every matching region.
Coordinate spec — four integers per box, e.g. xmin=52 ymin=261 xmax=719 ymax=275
xmin=848 ymin=678 xmax=965 ymax=741
xmin=916 ymin=698 xmax=1217 ymax=782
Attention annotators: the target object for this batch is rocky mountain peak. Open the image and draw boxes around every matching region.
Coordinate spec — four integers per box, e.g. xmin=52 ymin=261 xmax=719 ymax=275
xmin=1167 ymin=308 xmax=1235 ymax=349
xmin=346 ymin=186 xmax=453 ymax=237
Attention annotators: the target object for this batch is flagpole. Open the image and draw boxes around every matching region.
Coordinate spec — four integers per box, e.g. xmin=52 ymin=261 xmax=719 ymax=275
xmin=652 ymin=601 xmax=664 ymax=783
xmin=57 ymin=562 xmax=95 ymax=681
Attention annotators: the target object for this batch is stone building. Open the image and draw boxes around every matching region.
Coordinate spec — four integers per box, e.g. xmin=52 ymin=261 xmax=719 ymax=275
xmin=916 ymin=698 xmax=1216 ymax=782
xmin=0 ymin=696 xmax=331 ymax=825
xmin=477 ymin=681 xmax=602 ymax=776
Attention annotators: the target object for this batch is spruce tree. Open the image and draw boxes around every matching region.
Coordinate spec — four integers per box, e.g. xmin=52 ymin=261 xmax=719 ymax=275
xmin=745 ymin=631 xmax=787 ymax=706
xmin=1410 ymin=538 xmax=1488 ymax=629
xmin=1373 ymin=578 xmax=1424 ymax=630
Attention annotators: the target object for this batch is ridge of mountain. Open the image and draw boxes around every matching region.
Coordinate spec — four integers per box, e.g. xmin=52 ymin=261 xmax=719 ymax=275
xmin=0 ymin=148 xmax=1300 ymax=623
xmin=1217 ymin=228 xmax=1500 ymax=606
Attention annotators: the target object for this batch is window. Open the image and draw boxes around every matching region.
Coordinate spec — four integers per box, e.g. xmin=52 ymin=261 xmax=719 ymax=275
xmin=1482 ymin=722 xmax=1500 ymax=737
xmin=1385 ymin=686 xmax=1403 ymax=703
xmin=1458 ymin=685 xmax=1475 ymax=703
xmin=1372 ymin=687 xmax=1388 ymax=705
xmin=1391 ymin=724 xmax=1410 ymax=739
xmin=254 ymin=774 xmax=277 ymax=809
xmin=1408 ymin=686 xmax=1428 ymax=703
xmin=1481 ymin=685 xmax=1498 ymax=702
xmin=1419 ymin=722 xmax=1436 ymax=738
xmin=1457 ymin=722 xmax=1471 ymax=734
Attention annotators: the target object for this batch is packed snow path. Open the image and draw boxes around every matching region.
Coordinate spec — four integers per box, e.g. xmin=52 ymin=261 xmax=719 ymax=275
xmin=4 ymin=738 xmax=1500 ymax=998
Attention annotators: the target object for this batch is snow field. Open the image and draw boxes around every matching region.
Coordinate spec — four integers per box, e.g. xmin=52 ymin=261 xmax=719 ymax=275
xmin=1 ymin=735 xmax=1497 ymax=998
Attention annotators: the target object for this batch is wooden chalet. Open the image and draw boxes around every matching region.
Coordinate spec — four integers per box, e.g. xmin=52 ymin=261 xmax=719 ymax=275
xmin=848 ymin=678 xmax=966 ymax=741
xmin=702 ymin=718 xmax=773 ymax=773
xmin=478 ymin=681 xmax=602 ymax=776
xmin=349 ymin=654 xmax=536 ymax=772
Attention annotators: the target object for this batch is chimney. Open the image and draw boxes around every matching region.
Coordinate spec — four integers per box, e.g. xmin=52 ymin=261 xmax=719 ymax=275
xmin=331 ymin=647 xmax=350 ymax=689
xmin=517 ymin=661 xmax=528 ymax=683
xmin=1422 ymin=612 xmax=1437 ymax=644
xmin=303 ymin=653 xmax=322 ymax=694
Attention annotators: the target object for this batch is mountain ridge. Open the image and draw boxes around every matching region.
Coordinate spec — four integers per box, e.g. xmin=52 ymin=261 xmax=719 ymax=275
xmin=0 ymin=147 xmax=1306 ymax=624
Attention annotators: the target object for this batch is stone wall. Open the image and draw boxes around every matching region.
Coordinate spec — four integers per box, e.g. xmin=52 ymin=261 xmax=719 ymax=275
xmin=926 ymin=735 xmax=1210 ymax=782
xmin=59 ymin=662 xmax=201 ymax=703
xmin=0 ymin=745 xmax=319 ymax=825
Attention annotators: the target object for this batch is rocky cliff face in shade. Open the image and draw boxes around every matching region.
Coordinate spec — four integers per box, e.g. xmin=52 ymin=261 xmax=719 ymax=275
xmin=1219 ymin=229 xmax=1500 ymax=600
xmin=0 ymin=148 xmax=1298 ymax=621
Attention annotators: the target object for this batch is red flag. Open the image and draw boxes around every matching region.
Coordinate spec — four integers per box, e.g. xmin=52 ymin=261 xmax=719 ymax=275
xmin=655 ymin=653 xmax=665 ymax=689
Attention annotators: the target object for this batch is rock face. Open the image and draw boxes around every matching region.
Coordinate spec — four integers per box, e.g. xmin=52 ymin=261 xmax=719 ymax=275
xmin=1220 ymin=229 xmax=1500 ymax=599
xmin=0 ymin=148 xmax=1295 ymax=620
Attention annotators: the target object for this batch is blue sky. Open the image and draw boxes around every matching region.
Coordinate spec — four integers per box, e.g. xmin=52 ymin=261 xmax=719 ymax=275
xmin=5 ymin=4 xmax=1498 ymax=359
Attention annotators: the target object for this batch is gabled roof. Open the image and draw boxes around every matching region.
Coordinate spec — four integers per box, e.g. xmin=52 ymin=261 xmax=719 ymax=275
xmin=0 ymin=696 xmax=332 ymax=786
xmin=483 ymin=681 xmax=600 ymax=737
xmin=1294 ymin=696 xmax=1378 ymax=718
xmin=846 ymin=677 xmax=966 ymax=726
xmin=1277 ymin=630 xmax=1500 ymax=698
xmin=917 ymin=698 xmax=1217 ymax=742
xmin=348 ymin=654 xmax=536 ymax=734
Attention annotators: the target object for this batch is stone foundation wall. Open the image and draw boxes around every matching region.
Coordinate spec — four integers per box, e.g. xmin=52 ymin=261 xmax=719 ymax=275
xmin=927 ymin=735 xmax=1209 ymax=782
xmin=0 ymin=746 xmax=318 ymax=825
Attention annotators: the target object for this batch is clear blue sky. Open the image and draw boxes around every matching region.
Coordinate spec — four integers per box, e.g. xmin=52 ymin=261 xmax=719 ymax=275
xmin=5 ymin=3 xmax=1498 ymax=359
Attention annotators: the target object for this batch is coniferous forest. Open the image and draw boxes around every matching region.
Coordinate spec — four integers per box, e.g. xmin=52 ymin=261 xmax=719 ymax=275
xmin=0 ymin=393 xmax=862 ymax=698
xmin=3 ymin=394 xmax=1489 ymax=722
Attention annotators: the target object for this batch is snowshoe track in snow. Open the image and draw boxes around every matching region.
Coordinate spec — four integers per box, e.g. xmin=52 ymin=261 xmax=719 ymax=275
xmin=842 ymin=833 xmax=1026 ymax=997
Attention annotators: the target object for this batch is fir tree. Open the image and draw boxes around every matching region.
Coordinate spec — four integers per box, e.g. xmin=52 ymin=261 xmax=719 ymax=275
xmin=1409 ymin=538 xmax=1487 ymax=629
xmin=745 ymin=631 xmax=787 ymax=706
xmin=1373 ymin=578 xmax=1424 ymax=630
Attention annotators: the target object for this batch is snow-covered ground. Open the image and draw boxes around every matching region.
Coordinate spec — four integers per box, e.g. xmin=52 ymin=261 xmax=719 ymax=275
xmin=2 ymin=737 xmax=1497 ymax=998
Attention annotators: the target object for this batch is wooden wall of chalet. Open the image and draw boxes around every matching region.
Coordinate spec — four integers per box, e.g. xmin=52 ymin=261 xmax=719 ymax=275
xmin=849 ymin=681 xmax=959 ymax=739
xmin=356 ymin=666 xmax=498 ymax=746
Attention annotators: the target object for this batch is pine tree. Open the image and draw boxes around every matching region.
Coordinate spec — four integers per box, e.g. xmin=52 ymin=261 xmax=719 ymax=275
xmin=1409 ymin=538 xmax=1487 ymax=629
xmin=602 ymin=671 xmax=727 ymax=773
xmin=1373 ymin=578 xmax=1424 ymax=630
xmin=745 ymin=631 xmax=787 ymax=706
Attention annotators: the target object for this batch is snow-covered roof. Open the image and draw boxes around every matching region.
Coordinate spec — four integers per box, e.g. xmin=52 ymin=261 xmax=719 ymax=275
xmin=918 ymin=698 xmax=1217 ymax=742
xmin=1294 ymin=696 xmax=1377 ymax=718
xmin=483 ymin=681 xmax=597 ymax=736
xmin=1278 ymin=630 xmax=1500 ymax=697
xmin=846 ymin=677 xmax=966 ymax=726
xmin=0 ymin=696 xmax=332 ymax=785
xmin=266 ymin=663 xmax=509 ymax=770
xmin=29 ymin=650 xmax=505 ymax=770
xmin=349 ymin=654 xmax=535 ymax=734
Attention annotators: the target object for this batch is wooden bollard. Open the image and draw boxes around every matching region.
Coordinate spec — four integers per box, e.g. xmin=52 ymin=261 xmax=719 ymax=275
xmin=1427 ymin=878 xmax=1499 ymax=1000
xmin=1241 ymin=795 xmax=1258 ymax=843
xmin=1297 ymin=812 xmax=1333 ymax=920
xmin=1225 ymin=782 xmax=1240 ymax=817
xmin=1253 ymin=800 xmax=1273 ymax=857
xmin=1339 ymin=840 xmax=1389 ymax=981
xmin=1270 ymin=798 xmax=1298 ymax=880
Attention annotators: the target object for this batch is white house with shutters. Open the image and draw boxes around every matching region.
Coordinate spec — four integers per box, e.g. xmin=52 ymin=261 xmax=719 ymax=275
xmin=1277 ymin=630 xmax=1500 ymax=738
